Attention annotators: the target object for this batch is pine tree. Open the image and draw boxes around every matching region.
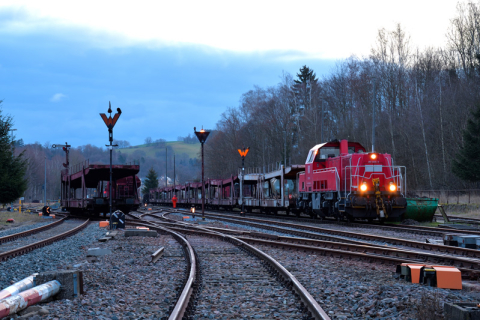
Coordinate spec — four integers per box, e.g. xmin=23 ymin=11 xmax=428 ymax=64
xmin=141 ymin=167 xmax=159 ymax=195
xmin=452 ymin=104 xmax=480 ymax=182
xmin=0 ymin=107 xmax=28 ymax=206
xmin=294 ymin=65 xmax=318 ymax=84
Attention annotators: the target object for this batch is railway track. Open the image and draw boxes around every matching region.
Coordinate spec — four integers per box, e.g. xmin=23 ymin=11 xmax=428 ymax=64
xmin=0 ymin=219 xmax=89 ymax=262
xmin=182 ymin=205 xmax=480 ymax=238
xmin=128 ymin=213 xmax=330 ymax=319
xmin=0 ymin=217 xmax=66 ymax=244
xmin=145 ymin=209 xmax=480 ymax=279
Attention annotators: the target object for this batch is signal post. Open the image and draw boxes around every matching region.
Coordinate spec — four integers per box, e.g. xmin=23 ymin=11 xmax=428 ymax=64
xmin=237 ymin=147 xmax=249 ymax=216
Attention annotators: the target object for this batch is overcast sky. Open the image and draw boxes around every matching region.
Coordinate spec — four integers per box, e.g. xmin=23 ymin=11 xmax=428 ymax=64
xmin=0 ymin=0 xmax=459 ymax=148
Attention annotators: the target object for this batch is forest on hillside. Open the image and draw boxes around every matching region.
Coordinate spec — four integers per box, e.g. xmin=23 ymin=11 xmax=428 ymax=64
xmin=205 ymin=2 xmax=480 ymax=191
xmin=13 ymin=138 xmax=200 ymax=202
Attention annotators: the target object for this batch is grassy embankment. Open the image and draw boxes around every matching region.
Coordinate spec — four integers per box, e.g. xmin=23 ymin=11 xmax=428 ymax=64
xmin=0 ymin=205 xmax=45 ymax=228
xmin=116 ymin=141 xmax=200 ymax=159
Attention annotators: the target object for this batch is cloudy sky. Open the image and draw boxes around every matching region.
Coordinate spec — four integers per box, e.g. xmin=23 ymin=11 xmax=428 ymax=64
xmin=0 ymin=0 xmax=458 ymax=148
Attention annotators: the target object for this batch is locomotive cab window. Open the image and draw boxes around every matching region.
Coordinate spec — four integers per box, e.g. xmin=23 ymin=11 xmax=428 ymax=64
xmin=318 ymin=147 xmax=340 ymax=160
xmin=306 ymin=150 xmax=316 ymax=163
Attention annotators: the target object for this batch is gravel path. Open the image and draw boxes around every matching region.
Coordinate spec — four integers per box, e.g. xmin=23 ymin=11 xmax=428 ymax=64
xmin=43 ymin=231 xmax=187 ymax=320
xmin=256 ymin=244 xmax=480 ymax=319
xmin=188 ymin=235 xmax=309 ymax=320
xmin=0 ymin=220 xmax=84 ymax=253
xmin=0 ymin=223 xmax=105 ymax=289
xmin=0 ymin=224 xmax=187 ymax=320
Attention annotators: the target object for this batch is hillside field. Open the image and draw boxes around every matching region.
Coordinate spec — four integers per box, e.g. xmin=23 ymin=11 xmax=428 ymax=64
xmin=117 ymin=141 xmax=200 ymax=159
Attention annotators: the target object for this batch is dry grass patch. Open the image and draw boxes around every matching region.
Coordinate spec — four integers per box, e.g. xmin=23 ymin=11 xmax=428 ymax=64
xmin=0 ymin=210 xmax=45 ymax=229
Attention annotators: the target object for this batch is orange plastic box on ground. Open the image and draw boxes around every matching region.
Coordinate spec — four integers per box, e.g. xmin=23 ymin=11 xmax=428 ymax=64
xmin=99 ymin=221 xmax=109 ymax=228
xmin=407 ymin=264 xmax=425 ymax=284
xmin=432 ymin=266 xmax=462 ymax=289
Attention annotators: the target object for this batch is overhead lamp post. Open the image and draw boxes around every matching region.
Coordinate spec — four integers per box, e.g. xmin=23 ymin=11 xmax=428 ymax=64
xmin=165 ymin=147 xmax=168 ymax=187
xmin=237 ymin=147 xmax=249 ymax=215
xmin=194 ymin=127 xmax=210 ymax=221
xmin=173 ymin=153 xmax=176 ymax=197
xmin=44 ymin=156 xmax=47 ymax=205
xmin=100 ymin=102 xmax=122 ymax=225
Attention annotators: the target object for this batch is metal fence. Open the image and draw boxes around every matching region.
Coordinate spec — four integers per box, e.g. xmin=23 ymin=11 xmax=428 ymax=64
xmin=411 ymin=189 xmax=480 ymax=204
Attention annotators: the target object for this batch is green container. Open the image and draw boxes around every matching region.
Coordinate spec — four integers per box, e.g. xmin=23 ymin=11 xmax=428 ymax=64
xmin=404 ymin=198 xmax=438 ymax=222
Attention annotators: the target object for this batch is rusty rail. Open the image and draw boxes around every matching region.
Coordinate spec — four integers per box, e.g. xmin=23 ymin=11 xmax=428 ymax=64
xmin=0 ymin=220 xmax=90 ymax=262
xmin=203 ymin=213 xmax=480 ymax=259
xmin=146 ymin=213 xmax=331 ymax=320
xmin=155 ymin=211 xmax=480 ymax=279
xmin=0 ymin=218 xmax=65 ymax=244
xmin=126 ymin=221 xmax=196 ymax=320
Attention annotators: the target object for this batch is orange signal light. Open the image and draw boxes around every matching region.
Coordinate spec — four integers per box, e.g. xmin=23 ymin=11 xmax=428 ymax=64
xmin=238 ymin=148 xmax=250 ymax=158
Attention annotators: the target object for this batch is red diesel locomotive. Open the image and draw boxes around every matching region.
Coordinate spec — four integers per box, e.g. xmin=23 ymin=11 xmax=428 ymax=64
xmin=297 ymin=139 xmax=407 ymax=221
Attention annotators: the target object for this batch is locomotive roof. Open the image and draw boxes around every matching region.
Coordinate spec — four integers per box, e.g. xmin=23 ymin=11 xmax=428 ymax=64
xmin=309 ymin=140 xmax=366 ymax=152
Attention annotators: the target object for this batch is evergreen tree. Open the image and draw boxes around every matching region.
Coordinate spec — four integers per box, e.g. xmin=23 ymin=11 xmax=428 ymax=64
xmin=294 ymin=65 xmax=318 ymax=84
xmin=141 ymin=167 xmax=158 ymax=195
xmin=0 ymin=107 xmax=28 ymax=206
xmin=292 ymin=65 xmax=319 ymax=112
xmin=452 ymin=104 xmax=480 ymax=182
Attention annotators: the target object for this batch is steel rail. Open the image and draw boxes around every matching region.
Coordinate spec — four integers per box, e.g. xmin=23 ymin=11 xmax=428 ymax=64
xmin=0 ymin=219 xmax=89 ymax=262
xmin=144 ymin=215 xmax=480 ymax=269
xmin=0 ymin=218 xmax=66 ymax=244
xmin=175 ymin=205 xmax=480 ymax=237
xmin=125 ymin=221 xmax=196 ymax=320
xmin=148 ymin=216 xmax=480 ymax=279
xmin=202 ymin=212 xmax=480 ymax=259
xmin=143 ymin=214 xmax=331 ymax=320
xmin=147 ymin=211 xmax=393 ymax=247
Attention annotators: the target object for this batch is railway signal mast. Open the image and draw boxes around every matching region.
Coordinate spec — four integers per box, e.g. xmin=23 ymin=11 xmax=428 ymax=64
xmin=238 ymin=147 xmax=249 ymax=215
xmin=52 ymin=142 xmax=71 ymax=207
xmin=194 ymin=127 xmax=210 ymax=221
xmin=100 ymin=102 xmax=122 ymax=225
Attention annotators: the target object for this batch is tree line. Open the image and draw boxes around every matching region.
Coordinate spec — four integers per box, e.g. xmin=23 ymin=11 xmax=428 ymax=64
xmin=204 ymin=2 xmax=480 ymax=190
xmin=0 ymin=105 xmax=28 ymax=206
xmin=6 ymin=140 xmax=200 ymax=203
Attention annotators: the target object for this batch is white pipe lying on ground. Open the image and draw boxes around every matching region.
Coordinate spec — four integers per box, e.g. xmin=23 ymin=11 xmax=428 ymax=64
xmin=0 ymin=274 xmax=37 ymax=300
xmin=0 ymin=280 xmax=60 ymax=318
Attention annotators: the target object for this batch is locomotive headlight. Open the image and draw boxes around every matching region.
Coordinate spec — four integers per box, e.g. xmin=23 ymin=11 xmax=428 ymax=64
xmin=370 ymin=153 xmax=377 ymax=160
xmin=360 ymin=182 xmax=367 ymax=192
xmin=389 ymin=182 xmax=397 ymax=192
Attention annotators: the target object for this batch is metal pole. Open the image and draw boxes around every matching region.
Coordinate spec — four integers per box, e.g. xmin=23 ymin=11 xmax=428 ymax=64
xmin=201 ymin=141 xmax=205 ymax=220
xmin=263 ymin=139 xmax=265 ymax=174
xmin=109 ymin=128 xmax=113 ymax=219
xmin=44 ymin=156 xmax=47 ymax=205
xmin=321 ymin=100 xmax=324 ymax=142
xmin=9 ymin=129 xmax=16 ymax=148
xmin=372 ymin=80 xmax=376 ymax=153
xmin=165 ymin=147 xmax=167 ymax=187
xmin=241 ymin=156 xmax=245 ymax=214
xmin=174 ymin=153 xmax=176 ymax=197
